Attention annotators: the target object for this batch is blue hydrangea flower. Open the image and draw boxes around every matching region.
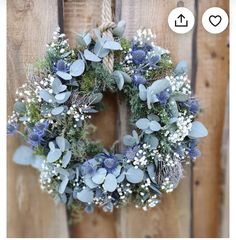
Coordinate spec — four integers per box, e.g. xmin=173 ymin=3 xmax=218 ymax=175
xmin=156 ymin=88 xmax=171 ymax=106
xmin=7 ymin=122 xmax=18 ymax=135
xmin=185 ymin=98 xmax=200 ymax=114
xmin=27 ymin=132 xmax=42 ymax=147
xmin=132 ymin=74 xmax=147 ymax=85
xmin=33 ymin=120 xmax=49 ymax=136
xmin=102 ymin=154 xmax=118 ymax=173
xmin=53 ymin=59 xmax=70 ymax=73
xmin=131 ymin=49 xmax=146 ymax=65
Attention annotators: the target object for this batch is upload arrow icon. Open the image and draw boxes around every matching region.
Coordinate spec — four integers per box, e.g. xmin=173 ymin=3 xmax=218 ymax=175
xmin=168 ymin=7 xmax=195 ymax=34
xmin=175 ymin=14 xmax=188 ymax=27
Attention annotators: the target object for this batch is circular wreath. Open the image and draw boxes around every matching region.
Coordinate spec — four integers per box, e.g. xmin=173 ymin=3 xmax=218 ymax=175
xmin=7 ymin=21 xmax=208 ymax=213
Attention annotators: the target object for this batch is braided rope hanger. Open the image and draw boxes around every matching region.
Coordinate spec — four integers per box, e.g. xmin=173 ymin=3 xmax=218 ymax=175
xmin=100 ymin=0 xmax=116 ymax=73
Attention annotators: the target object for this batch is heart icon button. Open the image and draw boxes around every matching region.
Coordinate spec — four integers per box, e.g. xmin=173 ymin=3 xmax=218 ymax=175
xmin=202 ymin=7 xmax=228 ymax=34
xmin=209 ymin=15 xmax=222 ymax=27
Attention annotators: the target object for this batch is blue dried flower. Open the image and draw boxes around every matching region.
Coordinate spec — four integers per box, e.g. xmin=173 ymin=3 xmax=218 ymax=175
xmin=54 ymin=59 xmax=70 ymax=73
xmin=156 ymin=88 xmax=171 ymax=105
xmin=131 ymin=49 xmax=146 ymax=65
xmin=33 ymin=120 xmax=49 ymax=136
xmin=27 ymin=132 xmax=42 ymax=147
xmin=7 ymin=122 xmax=18 ymax=135
xmin=185 ymin=98 xmax=200 ymax=114
xmin=189 ymin=143 xmax=201 ymax=160
xmin=132 ymin=74 xmax=147 ymax=85
xmin=103 ymin=155 xmax=118 ymax=173
xmin=125 ymin=146 xmax=139 ymax=160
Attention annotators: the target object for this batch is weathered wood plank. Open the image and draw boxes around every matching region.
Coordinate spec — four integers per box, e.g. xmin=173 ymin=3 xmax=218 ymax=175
xmin=63 ymin=0 xmax=118 ymax=237
xmin=7 ymin=0 xmax=69 ymax=237
xmin=193 ymin=0 xmax=229 ymax=237
xmin=116 ymin=0 xmax=195 ymax=237
xmin=220 ymin=89 xmax=229 ymax=237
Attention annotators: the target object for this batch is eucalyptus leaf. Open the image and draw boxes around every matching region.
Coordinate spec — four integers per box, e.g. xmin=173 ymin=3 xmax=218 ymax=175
xmin=139 ymin=84 xmax=147 ymax=101
xmin=47 ymin=149 xmax=62 ymax=163
xmin=55 ymin=91 xmax=71 ymax=104
xmin=112 ymin=20 xmax=126 ymax=37
xmin=94 ymin=41 xmax=110 ymax=58
xmin=69 ymin=59 xmax=85 ymax=77
xmin=59 ymin=177 xmax=69 ymax=194
xmin=136 ymin=118 xmax=149 ymax=130
xmin=51 ymin=106 xmax=64 ymax=115
xmin=77 ymin=188 xmax=94 ymax=203
xmin=89 ymin=93 xmax=103 ymax=104
xmin=92 ymin=168 xmax=107 ymax=184
xmin=126 ymin=167 xmax=144 ymax=183
xmin=132 ymin=130 xmax=139 ymax=144
xmin=169 ymin=98 xmax=179 ymax=117
xmin=149 ymin=121 xmax=161 ymax=131
xmin=171 ymin=93 xmax=189 ymax=102
xmin=76 ymin=32 xmax=91 ymax=46
xmin=103 ymin=40 xmax=122 ymax=50
xmin=84 ymin=176 xmax=98 ymax=189
xmin=56 ymin=71 xmax=72 ymax=81
xmin=52 ymin=78 xmax=67 ymax=94
xmin=113 ymin=70 xmax=124 ymax=90
xmin=13 ymin=145 xmax=34 ymax=165
xmin=103 ymin=173 xmax=117 ymax=192
xmin=14 ymin=102 xmax=26 ymax=114
xmin=84 ymin=49 xmax=101 ymax=62
xmin=39 ymin=90 xmax=55 ymax=103
xmin=145 ymin=135 xmax=159 ymax=149
xmin=150 ymin=79 xmax=170 ymax=94
xmin=123 ymin=135 xmax=136 ymax=147
xmin=49 ymin=141 xmax=55 ymax=151
xmin=188 ymin=121 xmax=208 ymax=139
xmin=174 ymin=60 xmax=188 ymax=75
xmin=62 ymin=151 xmax=72 ymax=168
xmin=56 ymin=136 xmax=66 ymax=152
xmin=113 ymin=165 xmax=122 ymax=177
xmin=120 ymin=71 xmax=132 ymax=83
xmin=147 ymin=164 xmax=157 ymax=183
xmin=117 ymin=172 xmax=125 ymax=183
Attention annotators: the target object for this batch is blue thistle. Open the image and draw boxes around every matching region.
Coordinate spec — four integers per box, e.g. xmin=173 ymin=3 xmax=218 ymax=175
xmin=7 ymin=122 xmax=18 ymax=135
xmin=185 ymin=98 xmax=200 ymax=114
xmin=156 ymin=88 xmax=171 ymax=106
xmin=132 ymin=73 xmax=147 ymax=85
xmin=131 ymin=49 xmax=146 ymax=65
xmin=53 ymin=59 xmax=70 ymax=73
xmin=27 ymin=131 xmax=42 ymax=147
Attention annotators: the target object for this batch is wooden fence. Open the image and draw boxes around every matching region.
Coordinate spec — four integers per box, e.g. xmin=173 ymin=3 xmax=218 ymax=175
xmin=7 ymin=0 xmax=229 ymax=237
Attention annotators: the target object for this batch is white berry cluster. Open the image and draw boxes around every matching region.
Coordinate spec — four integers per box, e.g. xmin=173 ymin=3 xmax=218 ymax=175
xmin=165 ymin=112 xmax=193 ymax=143
xmin=167 ymin=74 xmax=191 ymax=95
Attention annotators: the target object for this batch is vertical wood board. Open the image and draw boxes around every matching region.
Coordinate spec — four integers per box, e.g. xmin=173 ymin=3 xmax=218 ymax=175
xmin=193 ymin=0 xmax=229 ymax=237
xmin=7 ymin=0 xmax=69 ymax=237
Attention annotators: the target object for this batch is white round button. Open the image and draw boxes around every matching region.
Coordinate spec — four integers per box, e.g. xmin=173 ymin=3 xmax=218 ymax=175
xmin=202 ymin=7 xmax=228 ymax=34
xmin=168 ymin=7 xmax=195 ymax=34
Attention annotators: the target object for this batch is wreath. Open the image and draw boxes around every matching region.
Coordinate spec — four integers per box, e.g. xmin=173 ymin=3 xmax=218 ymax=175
xmin=7 ymin=20 xmax=208 ymax=213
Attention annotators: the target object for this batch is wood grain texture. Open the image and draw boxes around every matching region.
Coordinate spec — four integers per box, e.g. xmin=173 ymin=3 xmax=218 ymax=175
xmin=7 ymin=0 xmax=69 ymax=237
xmin=193 ymin=0 xmax=229 ymax=237
xmin=115 ymin=0 xmax=195 ymax=237
xmin=64 ymin=0 xmax=118 ymax=237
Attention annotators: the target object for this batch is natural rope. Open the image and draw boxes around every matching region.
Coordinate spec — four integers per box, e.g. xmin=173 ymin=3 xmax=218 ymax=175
xmin=100 ymin=0 xmax=114 ymax=73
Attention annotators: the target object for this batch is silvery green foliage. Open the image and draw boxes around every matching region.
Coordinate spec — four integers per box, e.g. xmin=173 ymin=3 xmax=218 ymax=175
xmin=7 ymin=24 xmax=208 ymax=214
